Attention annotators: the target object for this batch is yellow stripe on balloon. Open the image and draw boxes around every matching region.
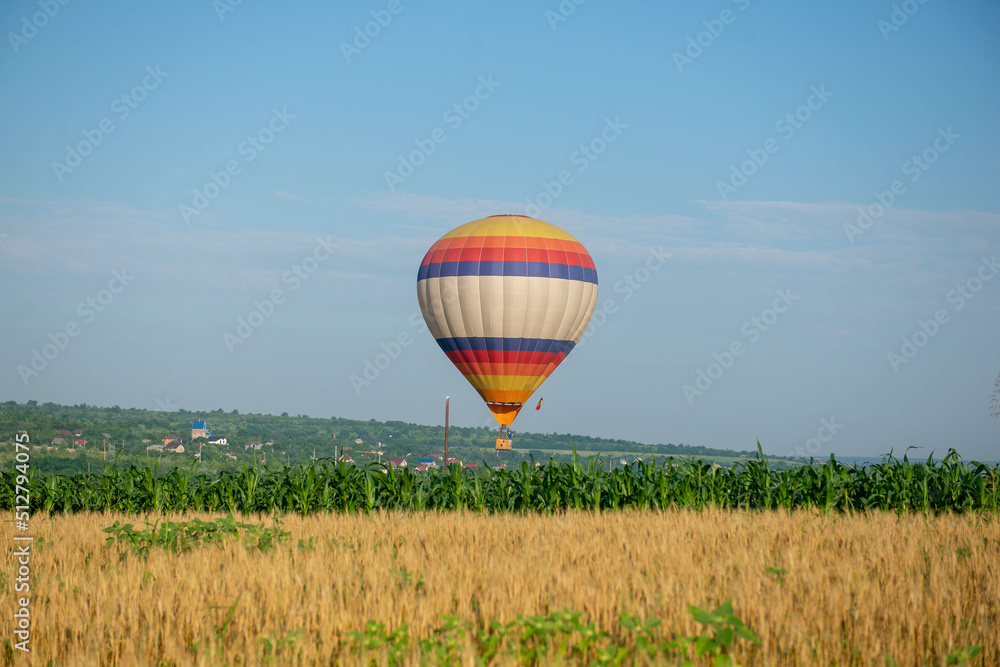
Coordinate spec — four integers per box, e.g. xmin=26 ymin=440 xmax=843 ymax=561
xmin=463 ymin=374 xmax=549 ymax=393
xmin=438 ymin=215 xmax=580 ymax=242
xmin=483 ymin=391 xmax=533 ymax=406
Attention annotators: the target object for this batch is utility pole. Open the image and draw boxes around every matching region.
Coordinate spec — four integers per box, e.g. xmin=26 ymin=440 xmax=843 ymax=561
xmin=444 ymin=396 xmax=450 ymax=465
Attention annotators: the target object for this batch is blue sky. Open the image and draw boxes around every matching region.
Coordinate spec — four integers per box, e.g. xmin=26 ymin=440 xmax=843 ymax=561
xmin=1 ymin=0 xmax=998 ymax=460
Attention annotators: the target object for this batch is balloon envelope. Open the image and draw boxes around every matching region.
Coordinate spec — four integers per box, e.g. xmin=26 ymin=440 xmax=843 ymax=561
xmin=416 ymin=215 xmax=598 ymax=426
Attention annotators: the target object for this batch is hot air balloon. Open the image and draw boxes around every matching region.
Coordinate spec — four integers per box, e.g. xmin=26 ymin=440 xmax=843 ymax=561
xmin=416 ymin=215 xmax=598 ymax=449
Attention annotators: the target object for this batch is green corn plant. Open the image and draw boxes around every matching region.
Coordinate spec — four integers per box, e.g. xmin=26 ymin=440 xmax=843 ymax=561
xmin=677 ymin=599 xmax=761 ymax=667
xmin=765 ymin=563 xmax=787 ymax=586
xmin=346 ymin=620 xmax=410 ymax=666
xmin=5 ymin=447 xmax=998 ymax=514
xmin=257 ymin=627 xmax=304 ymax=663
xmin=620 ymin=612 xmax=662 ymax=659
xmin=946 ymin=644 xmax=982 ymax=665
xmin=189 ymin=593 xmax=242 ymax=659
xmin=103 ymin=515 xmax=289 ymax=557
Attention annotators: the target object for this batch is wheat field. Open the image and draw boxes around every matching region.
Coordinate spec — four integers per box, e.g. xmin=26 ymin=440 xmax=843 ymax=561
xmin=2 ymin=510 xmax=997 ymax=666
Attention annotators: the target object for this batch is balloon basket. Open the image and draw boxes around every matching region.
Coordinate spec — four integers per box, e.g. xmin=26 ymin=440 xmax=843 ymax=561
xmin=495 ymin=438 xmax=512 ymax=450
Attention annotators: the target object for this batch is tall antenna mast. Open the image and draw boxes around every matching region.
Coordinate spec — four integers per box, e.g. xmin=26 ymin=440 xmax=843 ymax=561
xmin=444 ymin=396 xmax=450 ymax=465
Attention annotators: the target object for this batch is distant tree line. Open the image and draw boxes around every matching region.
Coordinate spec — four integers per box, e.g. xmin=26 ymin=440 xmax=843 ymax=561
xmin=0 ymin=401 xmax=766 ymax=475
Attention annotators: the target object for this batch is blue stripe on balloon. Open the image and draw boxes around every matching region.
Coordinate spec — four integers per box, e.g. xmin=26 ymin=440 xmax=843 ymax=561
xmin=436 ymin=337 xmax=577 ymax=355
xmin=417 ymin=261 xmax=597 ymax=284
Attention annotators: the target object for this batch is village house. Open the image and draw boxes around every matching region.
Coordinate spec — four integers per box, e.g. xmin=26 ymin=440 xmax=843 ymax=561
xmin=164 ymin=442 xmax=185 ymax=454
xmin=245 ymin=441 xmax=263 ymax=451
xmin=162 ymin=435 xmax=181 ymax=445
xmin=191 ymin=420 xmax=215 ymax=440
xmin=208 ymin=435 xmax=227 ymax=445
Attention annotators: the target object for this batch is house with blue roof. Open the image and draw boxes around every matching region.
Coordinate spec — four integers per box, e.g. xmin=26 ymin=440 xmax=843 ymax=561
xmin=191 ymin=420 xmax=215 ymax=440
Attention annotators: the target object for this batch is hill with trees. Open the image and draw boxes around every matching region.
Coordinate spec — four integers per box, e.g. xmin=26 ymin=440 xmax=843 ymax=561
xmin=0 ymin=400 xmax=797 ymax=475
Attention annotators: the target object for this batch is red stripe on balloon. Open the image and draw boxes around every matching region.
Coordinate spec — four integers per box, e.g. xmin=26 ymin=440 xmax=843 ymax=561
xmin=451 ymin=362 xmax=561 ymax=378
xmin=445 ymin=349 xmax=568 ymax=366
xmin=420 ymin=236 xmax=595 ymax=270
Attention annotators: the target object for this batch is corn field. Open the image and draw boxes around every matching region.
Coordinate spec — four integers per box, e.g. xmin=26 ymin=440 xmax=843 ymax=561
xmin=4 ymin=450 xmax=997 ymax=514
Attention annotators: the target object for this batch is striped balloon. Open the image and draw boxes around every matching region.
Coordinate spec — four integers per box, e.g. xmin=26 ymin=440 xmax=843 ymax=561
xmin=416 ymin=215 xmax=598 ymax=426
